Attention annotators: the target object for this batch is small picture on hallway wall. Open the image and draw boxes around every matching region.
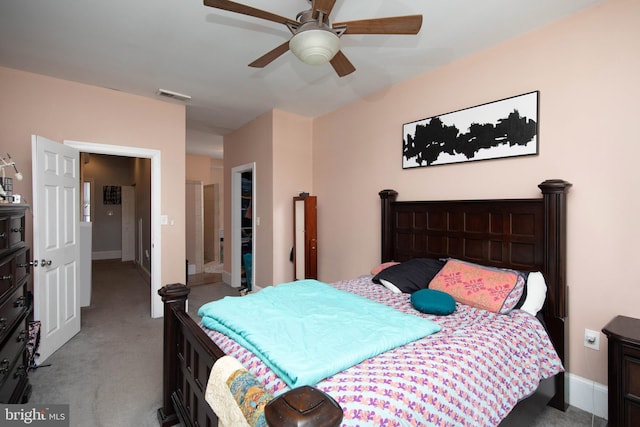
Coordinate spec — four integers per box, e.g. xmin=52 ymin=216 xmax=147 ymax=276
xmin=402 ymin=91 xmax=539 ymax=168
xmin=103 ymin=185 xmax=121 ymax=205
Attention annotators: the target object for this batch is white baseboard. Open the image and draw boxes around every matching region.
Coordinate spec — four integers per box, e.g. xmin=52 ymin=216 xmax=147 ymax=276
xmin=92 ymin=250 xmax=122 ymax=260
xmin=222 ymin=271 xmax=232 ymax=286
xmin=220 ymin=272 xmax=261 ymax=291
xmin=567 ymin=372 xmax=608 ymax=419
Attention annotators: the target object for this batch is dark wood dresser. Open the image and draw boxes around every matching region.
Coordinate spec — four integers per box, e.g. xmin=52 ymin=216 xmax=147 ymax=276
xmin=603 ymin=315 xmax=640 ymax=427
xmin=0 ymin=204 xmax=32 ymax=403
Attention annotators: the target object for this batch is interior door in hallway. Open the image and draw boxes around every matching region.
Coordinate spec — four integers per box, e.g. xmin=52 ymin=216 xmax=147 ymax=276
xmin=31 ymin=135 xmax=81 ymax=363
xmin=121 ymin=185 xmax=135 ymax=261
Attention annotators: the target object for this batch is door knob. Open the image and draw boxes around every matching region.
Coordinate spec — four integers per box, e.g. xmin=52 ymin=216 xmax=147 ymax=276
xmin=40 ymin=259 xmax=52 ymax=267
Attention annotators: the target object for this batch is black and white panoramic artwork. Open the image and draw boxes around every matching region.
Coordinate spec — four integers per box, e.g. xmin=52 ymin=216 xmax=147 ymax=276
xmin=403 ymin=91 xmax=539 ymax=168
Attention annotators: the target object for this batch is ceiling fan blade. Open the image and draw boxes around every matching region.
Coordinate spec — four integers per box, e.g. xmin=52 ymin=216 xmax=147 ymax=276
xmin=330 ymin=51 xmax=356 ymax=77
xmin=333 ymin=15 xmax=423 ymax=35
xmin=312 ymin=0 xmax=337 ymax=21
xmin=248 ymin=41 xmax=290 ymax=68
xmin=203 ymin=0 xmax=297 ymax=26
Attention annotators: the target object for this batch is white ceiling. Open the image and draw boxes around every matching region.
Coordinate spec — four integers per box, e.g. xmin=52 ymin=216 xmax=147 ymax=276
xmin=0 ymin=0 xmax=601 ymax=158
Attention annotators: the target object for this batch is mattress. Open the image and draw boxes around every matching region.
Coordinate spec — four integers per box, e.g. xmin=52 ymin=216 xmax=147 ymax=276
xmin=200 ymin=275 xmax=563 ymax=426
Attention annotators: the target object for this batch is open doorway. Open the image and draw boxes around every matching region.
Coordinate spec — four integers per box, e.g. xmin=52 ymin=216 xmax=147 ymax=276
xmin=231 ymin=163 xmax=255 ymax=290
xmin=81 ymin=156 xmax=140 ymax=262
xmin=185 ymin=180 xmax=204 ymax=275
xmin=65 ymin=141 xmax=164 ymax=318
xmin=185 ymin=181 xmax=223 ymax=287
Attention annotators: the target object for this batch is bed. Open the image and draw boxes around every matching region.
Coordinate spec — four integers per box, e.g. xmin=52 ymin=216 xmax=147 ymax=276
xmin=157 ymin=179 xmax=571 ymax=427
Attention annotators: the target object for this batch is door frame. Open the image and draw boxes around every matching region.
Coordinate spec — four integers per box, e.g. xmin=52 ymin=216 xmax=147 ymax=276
xmin=203 ymin=183 xmax=220 ymax=264
xmin=231 ymin=163 xmax=255 ymax=288
xmin=64 ymin=140 xmax=163 ymax=318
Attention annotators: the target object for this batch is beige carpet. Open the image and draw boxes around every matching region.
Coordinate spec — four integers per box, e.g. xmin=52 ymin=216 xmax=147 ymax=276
xmin=28 ymin=260 xmax=238 ymax=427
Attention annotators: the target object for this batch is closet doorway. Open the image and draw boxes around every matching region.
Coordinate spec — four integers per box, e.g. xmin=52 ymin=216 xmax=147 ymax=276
xmin=231 ymin=163 xmax=255 ymax=290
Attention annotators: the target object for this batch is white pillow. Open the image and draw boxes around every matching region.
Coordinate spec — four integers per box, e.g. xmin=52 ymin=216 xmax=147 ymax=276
xmin=379 ymin=279 xmax=403 ymax=294
xmin=520 ymin=271 xmax=547 ymax=316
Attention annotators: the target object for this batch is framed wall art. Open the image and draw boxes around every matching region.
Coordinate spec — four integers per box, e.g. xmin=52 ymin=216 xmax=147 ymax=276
xmin=402 ymin=91 xmax=539 ymax=169
xmin=103 ymin=185 xmax=122 ymax=205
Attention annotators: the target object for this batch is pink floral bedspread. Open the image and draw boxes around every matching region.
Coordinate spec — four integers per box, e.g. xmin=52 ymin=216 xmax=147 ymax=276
xmin=200 ymin=276 xmax=563 ymax=426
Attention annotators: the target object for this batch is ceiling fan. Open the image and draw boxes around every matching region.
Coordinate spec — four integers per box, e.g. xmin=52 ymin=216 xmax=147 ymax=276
xmin=203 ymin=0 xmax=423 ymax=77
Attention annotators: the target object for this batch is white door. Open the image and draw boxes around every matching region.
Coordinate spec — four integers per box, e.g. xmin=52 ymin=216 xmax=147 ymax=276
xmin=32 ymin=135 xmax=80 ymax=363
xmin=121 ymin=185 xmax=135 ymax=261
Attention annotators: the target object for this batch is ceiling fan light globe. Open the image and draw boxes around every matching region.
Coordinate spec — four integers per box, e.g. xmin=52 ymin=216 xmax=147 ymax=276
xmin=289 ymin=29 xmax=340 ymax=65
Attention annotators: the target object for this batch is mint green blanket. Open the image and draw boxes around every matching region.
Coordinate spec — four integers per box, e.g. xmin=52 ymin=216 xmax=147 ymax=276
xmin=198 ymin=280 xmax=441 ymax=388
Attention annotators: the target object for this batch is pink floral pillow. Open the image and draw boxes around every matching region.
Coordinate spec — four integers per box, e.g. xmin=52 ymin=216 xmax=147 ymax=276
xmin=428 ymin=259 xmax=522 ymax=313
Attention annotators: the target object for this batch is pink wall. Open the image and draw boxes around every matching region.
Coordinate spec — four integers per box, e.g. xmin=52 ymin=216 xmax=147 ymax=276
xmin=313 ymin=0 xmax=640 ymax=386
xmin=224 ymin=111 xmax=274 ymax=286
xmin=209 ymin=157 xmax=224 ymax=244
xmin=224 ymin=110 xmax=312 ymax=287
xmin=185 ymin=153 xmax=213 ymax=183
xmin=272 ymin=110 xmax=313 ymax=285
xmin=186 ymin=154 xmax=223 ymax=185
xmin=0 ymin=66 xmax=187 ymax=294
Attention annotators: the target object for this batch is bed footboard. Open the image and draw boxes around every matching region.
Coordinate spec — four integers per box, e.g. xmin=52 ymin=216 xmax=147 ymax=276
xmin=158 ymin=283 xmax=224 ymax=427
xmin=157 ymin=283 xmax=345 ymax=427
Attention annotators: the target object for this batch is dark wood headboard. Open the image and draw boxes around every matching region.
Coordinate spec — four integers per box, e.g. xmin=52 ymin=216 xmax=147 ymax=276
xmin=379 ymin=179 xmax=571 ymax=411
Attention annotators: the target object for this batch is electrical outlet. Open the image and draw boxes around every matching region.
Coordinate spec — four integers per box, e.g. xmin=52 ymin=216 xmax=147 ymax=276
xmin=584 ymin=328 xmax=600 ymax=350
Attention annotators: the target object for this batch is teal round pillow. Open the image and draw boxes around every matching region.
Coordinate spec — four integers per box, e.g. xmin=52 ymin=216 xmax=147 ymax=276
xmin=411 ymin=289 xmax=456 ymax=315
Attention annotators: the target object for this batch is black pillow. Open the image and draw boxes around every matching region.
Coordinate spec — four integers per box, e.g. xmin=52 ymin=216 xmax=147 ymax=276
xmin=372 ymin=258 xmax=446 ymax=294
xmin=513 ymin=271 xmax=531 ymax=310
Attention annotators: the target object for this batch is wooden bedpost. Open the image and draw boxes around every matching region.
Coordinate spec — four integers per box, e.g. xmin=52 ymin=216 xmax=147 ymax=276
xmin=379 ymin=189 xmax=398 ymax=262
xmin=538 ymin=179 xmax=572 ymax=319
xmin=157 ymin=283 xmax=190 ymax=427
xmin=538 ymin=179 xmax=572 ymax=411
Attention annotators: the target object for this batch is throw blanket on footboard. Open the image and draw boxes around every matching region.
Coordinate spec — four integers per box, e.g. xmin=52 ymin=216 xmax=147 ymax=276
xmin=198 ymin=279 xmax=441 ymax=388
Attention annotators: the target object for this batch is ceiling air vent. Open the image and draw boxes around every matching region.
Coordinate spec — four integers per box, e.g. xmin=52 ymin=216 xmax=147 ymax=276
xmin=157 ymin=89 xmax=191 ymax=102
